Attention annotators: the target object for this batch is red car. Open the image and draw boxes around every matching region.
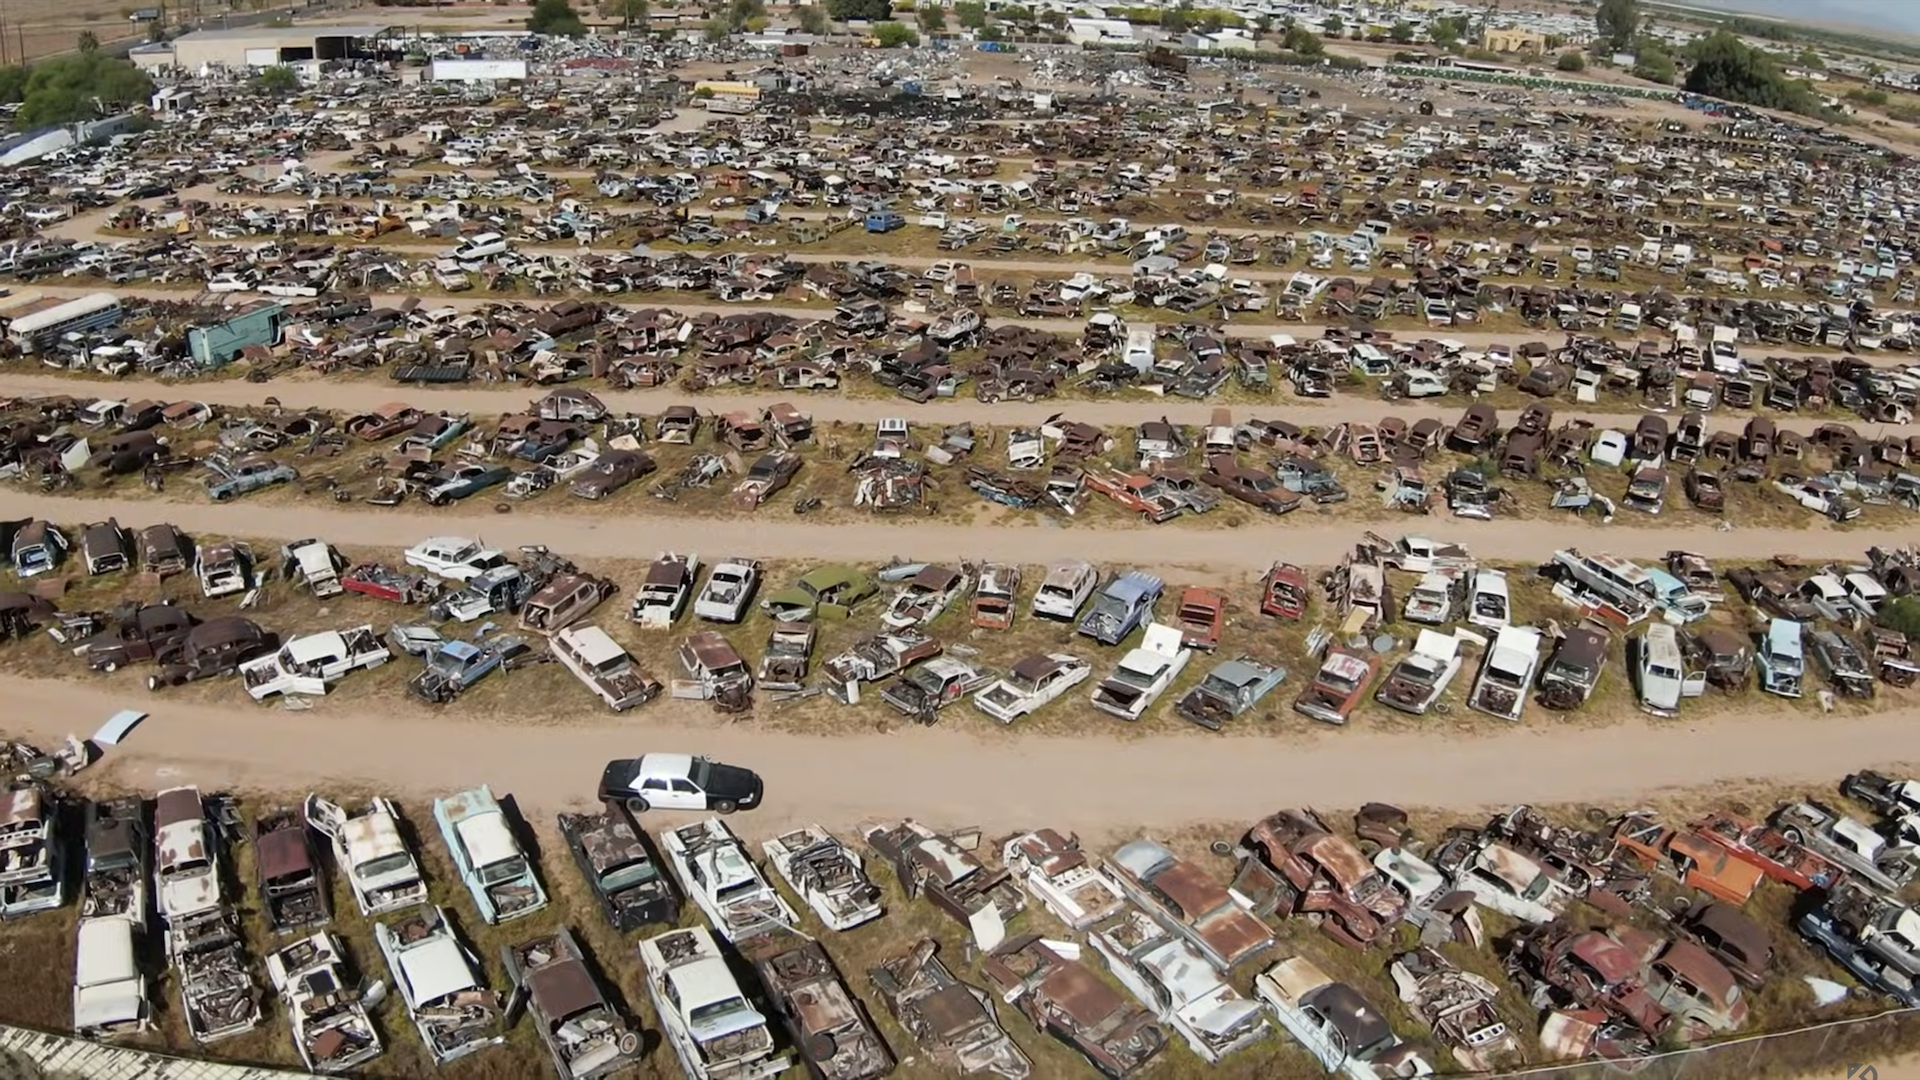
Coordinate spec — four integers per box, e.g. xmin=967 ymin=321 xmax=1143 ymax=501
xmin=1687 ymin=809 xmax=1845 ymax=891
xmin=341 ymin=562 xmax=443 ymax=605
xmin=1172 ymin=586 xmax=1227 ymax=650
xmin=1261 ymin=562 xmax=1309 ymax=620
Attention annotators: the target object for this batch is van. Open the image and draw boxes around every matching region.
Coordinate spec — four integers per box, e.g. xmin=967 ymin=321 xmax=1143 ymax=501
xmin=450 ymin=232 xmax=508 ymax=262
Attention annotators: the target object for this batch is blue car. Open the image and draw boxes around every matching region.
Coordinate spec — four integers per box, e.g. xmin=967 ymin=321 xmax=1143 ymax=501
xmin=1078 ymin=571 xmax=1163 ymax=647
xmin=433 ymin=785 xmax=548 ymax=925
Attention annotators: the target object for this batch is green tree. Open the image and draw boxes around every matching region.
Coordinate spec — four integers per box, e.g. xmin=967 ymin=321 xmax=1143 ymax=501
xmin=725 ymin=0 xmax=764 ymax=29
xmin=1556 ymin=50 xmax=1585 ymax=72
xmin=871 ymin=19 xmax=917 ymax=45
xmin=1796 ymin=46 xmax=1823 ymax=70
xmin=76 ymin=30 xmax=99 ymax=53
xmin=953 ymin=0 xmax=985 ymax=27
xmin=1388 ymin=19 xmax=1413 ymax=44
xmin=526 ymin=0 xmax=587 ymax=35
xmin=1160 ymin=5 xmax=1188 ymax=33
xmin=14 ymin=53 xmax=153 ymax=130
xmin=826 ymin=0 xmax=890 ymax=21
xmin=794 ymin=4 xmax=828 ymax=32
xmin=252 ymin=64 xmax=300 ymax=93
xmin=1633 ymin=44 xmax=1675 ymax=84
xmin=1038 ymin=9 xmax=1063 ymax=28
xmin=1880 ymin=596 xmax=1920 ymax=640
xmin=916 ymin=4 xmax=943 ymax=31
xmin=1282 ymin=24 xmax=1322 ymax=55
xmin=603 ymin=0 xmax=648 ymax=24
xmin=1595 ymin=0 xmax=1636 ymax=53
xmin=1683 ymin=30 xmax=1816 ymax=112
xmin=703 ymin=16 xmax=732 ymax=39
xmin=1429 ymin=14 xmax=1462 ymax=49
xmin=1252 ymin=14 xmax=1271 ymax=36
xmin=979 ymin=23 xmax=1004 ymax=40
xmin=997 ymin=4 xmax=1033 ymax=24
xmin=0 ymin=66 xmax=28 ymax=105
xmin=1322 ymin=13 xmax=1341 ymax=35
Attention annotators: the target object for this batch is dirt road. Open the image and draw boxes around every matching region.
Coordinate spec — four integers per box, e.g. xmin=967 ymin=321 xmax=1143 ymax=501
xmin=0 ymin=489 xmax=1855 ymax=568
xmin=6 ymin=369 xmax=1895 ymax=435
xmin=8 ymin=675 xmax=1903 ymax=837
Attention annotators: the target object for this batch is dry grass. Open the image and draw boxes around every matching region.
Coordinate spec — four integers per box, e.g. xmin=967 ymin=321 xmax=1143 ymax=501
xmin=11 ymin=773 xmax=1916 ymax=1080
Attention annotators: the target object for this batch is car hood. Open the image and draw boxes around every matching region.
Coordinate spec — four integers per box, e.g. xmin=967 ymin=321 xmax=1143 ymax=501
xmin=705 ymin=765 xmax=762 ymax=802
xmin=598 ymin=759 xmax=637 ymax=798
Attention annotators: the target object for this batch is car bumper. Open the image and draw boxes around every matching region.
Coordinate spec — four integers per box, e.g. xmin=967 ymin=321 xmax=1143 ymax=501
xmin=597 ymin=759 xmax=636 ymax=802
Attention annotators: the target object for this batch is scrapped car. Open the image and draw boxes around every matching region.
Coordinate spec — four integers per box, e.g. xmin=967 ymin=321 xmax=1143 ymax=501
xmin=863 ymin=819 xmax=1027 ymax=949
xmin=341 ymin=562 xmax=444 ymax=606
xmin=1171 ymin=586 xmax=1228 ymax=650
xmin=1106 ymin=838 xmax=1276 ymax=971
xmin=972 ymin=563 xmax=1022 ymax=629
xmin=518 ymin=570 xmax=617 ymax=633
xmin=1797 ymin=882 xmax=1920 ymax=1008
xmin=641 ymin=926 xmax=790 ymax=1080
xmin=868 ymin=940 xmax=1031 ymax=1079
xmin=422 ymin=463 xmax=512 ymax=506
xmin=763 ymin=825 xmax=884 ymax=931
xmin=1374 ymin=629 xmax=1468 ymax=716
xmin=730 ymin=450 xmax=802 ymax=508
xmin=661 ymin=817 xmax=798 ymax=943
xmin=196 ymin=540 xmax=254 ymax=599
xmin=435 ymin=786 xmax=548 ymax=925
xmin=1089 ymin=906 xmax=1271 ymax=1063
xmin=74 ymin=797 xmax=152 ymax=1038
xmin=1537 ymin=626 xmax=1610 ymax=711
xmin=1688 ymin=808 xmax=1843 ymax=892
xmin=983 ymin=934 xmax=1168 ymax=1079
xmin=1468 ymin=625 xmax=1544 ymax=722
xmin=1200 ymin=456 xmax=1301 ymax=515
xmin=1255 ymin=957 xmax=1432 ymax=1080
xmin=375 ymin=905 xmax=504 ymax=1065
xmin=1174 ymin=656 xmax=1287 ymax=730
xmin=1032 ymin=560 xmax=1099 ymax=621
xmin=694 ymin=558 xmax=761 ymax=623
xmin=1610 ymin=813 xmax=1765 ymax=907
xmin=973 ymin=652 xmax=1092 ymax=724
xmin=403 ymin=536 xmax=512 ymax=582
xmin=1091 ymin=623 xmax=1192 ymax=721
xmin=204 ymin=456 xmax=297 ymax=502
xmin=137 ymin=523 xmax=190 ymax=578
xmin=304 ymin=795 xmax=427 ymax=916
xmin=762 ymin=564 xmax=879 ymax=622
xmin=279 ymin=538 xmax=345 ymax=597
xmin=598 ymin=753 xmax=764 ymax=815
xmin=569 ymin=448 xmax=656 ymax=499
xmin=265 ymin=932 xmax=383 ymax=1074
xmin=751 ymin=936 xmax=895 ymax=1080
xmin=1676 ymin=901 xmax=1774 ymax=990
xmin=883 ymin=564 xmax=970 ymax=629
xmin=552 ymin=625 xmax=662 ymax=712
xmin=80 ymin=603 xmax=197 ymax=674
xmin=671 ymin=630 xmax=755 ymax=710
xmin=239 ymin=626 xmax=390 ymax=700
xmin=1430 ymin=835 xmax=1577 ymax=925
xmin=631 ymin=552 xmax=701 ymax=628
xmin=153 ymin=785 xmax=222 ymax=925
xmin=1292 ymin=647 xmax=1379 ymax=725
xmin=252 ymin=806 xmax=329 ymax=933
xmin=0 ymin=781 xmax=67 ymax=917
xmin=1389 ymin=946 xmax=1518 ymax=1073
xmin=1241 ymin=809 xmax=1409 ymax=949
xmin=558 ymin=802 xmax=681 ymax=931
xmin=1079 ymin=571 xmax=1164 ymax=646
xmin=503 ymin=927 xmax=644 ymax=1080
xmin=1001 ymin=829 xmax=1126 ymax=931
xmin=882 ymin=656 xmax=996 ymax=721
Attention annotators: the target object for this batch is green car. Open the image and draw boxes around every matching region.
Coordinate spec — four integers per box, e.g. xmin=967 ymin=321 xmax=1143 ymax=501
xmin=761 ymin=565 xmax=877 ymax=622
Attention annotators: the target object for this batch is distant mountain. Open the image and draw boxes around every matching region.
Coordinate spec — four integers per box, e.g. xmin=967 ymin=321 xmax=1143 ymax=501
xmin=1680 ymin=0 xmax=1920 ymax=35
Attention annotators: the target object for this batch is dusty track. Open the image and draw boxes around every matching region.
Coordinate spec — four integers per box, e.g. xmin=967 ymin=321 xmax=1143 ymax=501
xmin=2 ymin=370 xmax=1903 ymax=436
xmin=7 ymin=676 xmax=1902 ymax=834
xmin=0 ymin=489 xmax=1867 ymax=568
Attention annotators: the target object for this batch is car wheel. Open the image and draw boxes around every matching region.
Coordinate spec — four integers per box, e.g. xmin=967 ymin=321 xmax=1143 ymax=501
xmin=713 ymin=799 xmax=738 ymax=815
xmin=625 ymin=796 xmax=649 ymax=815
xmin=100 ymin=659 xmax=118 ymax=673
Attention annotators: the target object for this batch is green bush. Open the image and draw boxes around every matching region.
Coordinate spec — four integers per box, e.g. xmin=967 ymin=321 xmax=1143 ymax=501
xmin=526 ymin=0 xmax=586 ymax=35
xmin=871 ymin=20 xmax=917 ymax=46
xmin=1556 ymin=51 xmax=1585 ymax=72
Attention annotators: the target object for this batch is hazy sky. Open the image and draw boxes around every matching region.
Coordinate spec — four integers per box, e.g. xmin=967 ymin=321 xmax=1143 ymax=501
xmin=1690 ymin=0 xmax=1920 ymax=36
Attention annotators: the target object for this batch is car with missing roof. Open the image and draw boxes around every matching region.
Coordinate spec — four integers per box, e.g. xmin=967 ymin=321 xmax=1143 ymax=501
xmin=557 ymin=803 xmax=680 ymax=931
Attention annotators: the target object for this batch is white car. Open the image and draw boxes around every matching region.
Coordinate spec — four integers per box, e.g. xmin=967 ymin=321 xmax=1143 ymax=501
xmin=1002 ymin=829 xmax=1126 ymax=931
xmin=265 ymin=931 xmax=383 ymax=1073
xmin=973 ymin=653 xmax=1092 ymax=724
xmin=1467 ymin=568 xmax=1510 ymax=629
xmin=597 ymin=753 xmax=764 ymax=815
xmin=403 ymin=536 xmax=512 ymax=582
xmin=762 ymin=825 xmax=883 ymax=931
xmin=660 ymin=818 xmax=798 ymax=943
xmin=694 ymin=558 xmax=761 ymax=623
xmin=1089 ymin=624 xmax=1190 ymax=721
xmin=375 ymin=906 xmax=504 ymax=1065
xmin=305 ymin=795 xmax=427 ymax=916
xmin=641 ymin=927 xmax=788 ymax=1080
xmin=1090 ymin=908 xmax=1270 ymax=1064
xmin=238 ymin=627 xmax=391 ymax=700
xmin=1031 ymin=560 xmax=1098 ymax=621
xmin=1435 ymin=837 xmax=1573 ymax=925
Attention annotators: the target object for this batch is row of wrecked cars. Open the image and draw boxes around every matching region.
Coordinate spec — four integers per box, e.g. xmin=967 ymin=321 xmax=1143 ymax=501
xmin=37 ymin=761 xmax=1920 ymax=1079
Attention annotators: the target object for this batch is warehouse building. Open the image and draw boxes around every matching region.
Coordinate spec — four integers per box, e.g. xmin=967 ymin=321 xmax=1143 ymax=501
xmin=130 ymin=24 xmax=395 ymax=71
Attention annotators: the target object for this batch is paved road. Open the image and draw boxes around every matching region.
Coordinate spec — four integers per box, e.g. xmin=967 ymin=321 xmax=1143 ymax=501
xmin=0 ymin=489 xmax=1858 ymax=569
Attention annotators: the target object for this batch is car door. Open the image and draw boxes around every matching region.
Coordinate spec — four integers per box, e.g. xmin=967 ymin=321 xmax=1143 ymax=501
xmin=669 ymin=778 xmax=704 ymax=811
xmin=638 ymin=776 xmax=679 ymax=809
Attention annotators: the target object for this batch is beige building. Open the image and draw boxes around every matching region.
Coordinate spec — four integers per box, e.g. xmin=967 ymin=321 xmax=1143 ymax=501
xmin=1480 ymin=27 xmax=1547 ymax=56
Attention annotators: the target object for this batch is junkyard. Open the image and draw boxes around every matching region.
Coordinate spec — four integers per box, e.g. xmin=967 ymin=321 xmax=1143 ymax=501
xmin=9 ymin=5 xmax=1920 ymax=1079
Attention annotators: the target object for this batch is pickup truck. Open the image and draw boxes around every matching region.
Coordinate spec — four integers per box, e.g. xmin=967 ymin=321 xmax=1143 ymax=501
xmin=239 ymin=627 xmax=391 ymax=700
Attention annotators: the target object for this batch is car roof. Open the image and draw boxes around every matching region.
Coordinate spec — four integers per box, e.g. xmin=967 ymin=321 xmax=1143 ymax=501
xmin=638 ymin=753 xmax=696 ymax=781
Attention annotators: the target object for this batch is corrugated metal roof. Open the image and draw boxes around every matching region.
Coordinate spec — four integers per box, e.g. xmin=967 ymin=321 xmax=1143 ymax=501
xmin=0 ymin=1024 xmax=311 ymax=1078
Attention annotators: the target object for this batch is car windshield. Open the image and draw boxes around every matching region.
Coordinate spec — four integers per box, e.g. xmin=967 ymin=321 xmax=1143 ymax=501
xmin=689 ymin=997 xmax=750 ymax=1027
xmin=689 ymin=759 xmax=712 ymax=790
xmin=480 ymin=856 xmax=528 ymax=885
xmin=356 ymin=852 xmax=414 ymax=879
xmin=1111 ymin=662 xmax=1161 ymax=688
xmin=601 ymin=860 xmax=658 ymax=893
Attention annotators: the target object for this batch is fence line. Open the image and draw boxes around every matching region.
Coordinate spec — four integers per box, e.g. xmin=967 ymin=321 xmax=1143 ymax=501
xmin=1486 ymin=1007 xmax=1920 ymax=1080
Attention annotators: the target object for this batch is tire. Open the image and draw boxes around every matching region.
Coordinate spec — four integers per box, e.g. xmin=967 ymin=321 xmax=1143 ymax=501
xmin=625 ymin=796 xmax=649 ymax=815
xmin=617 ymin=1031 xmax=641 ymax=1057
xmin=713 ymin=799 xmax=738 ymax=815
xmin=100 ymin=659 xmax=118 ymax=673
xmin=1781 ymin=826 xmax=1803 ymax=844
